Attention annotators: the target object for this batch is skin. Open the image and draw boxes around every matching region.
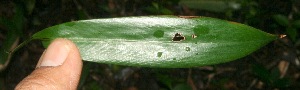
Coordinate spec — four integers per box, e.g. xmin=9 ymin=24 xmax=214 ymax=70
xmin=15 ymin=38 xmax=82 ymax=90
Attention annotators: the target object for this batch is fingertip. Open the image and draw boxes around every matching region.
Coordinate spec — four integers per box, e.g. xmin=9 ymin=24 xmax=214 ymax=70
xmin=36 ymin=38 xmax=72 ymax=68
xmin=60 ymin=38 xmax=83 ymax=89
xmin=16 ymin=38 xmax=82 ymax=90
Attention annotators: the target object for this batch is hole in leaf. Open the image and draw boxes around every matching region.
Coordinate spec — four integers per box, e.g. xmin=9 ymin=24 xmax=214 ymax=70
xmin=172 ymin=33 xmax=185 ymax=41
xmin=192 ymin=34 xmax=197 ymax=38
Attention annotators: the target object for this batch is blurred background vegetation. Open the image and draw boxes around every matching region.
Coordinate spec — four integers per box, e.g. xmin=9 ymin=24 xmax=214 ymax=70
xmin=0 ymin=0 xmax=300 ymax=90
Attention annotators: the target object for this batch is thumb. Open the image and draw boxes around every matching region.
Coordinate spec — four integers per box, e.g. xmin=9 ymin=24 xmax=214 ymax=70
xmin=16 ymin=38 xmax=82 ymax=90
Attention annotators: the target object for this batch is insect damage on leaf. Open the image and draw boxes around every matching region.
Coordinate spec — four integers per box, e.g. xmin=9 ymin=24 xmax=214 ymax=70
xmin=28 ymin=16 xmax=278 ymax=68
xmin=172 ymin=33 xmax=185 ymax=41
xmin=192 ymin=34 xmax=197 ymax=38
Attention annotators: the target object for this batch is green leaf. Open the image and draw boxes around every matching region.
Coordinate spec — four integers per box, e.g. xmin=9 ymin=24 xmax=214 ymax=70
xmin=31 ymin=16 xmax=277 ymax=68
xmin=273 ymin=14 xmax=289 ymax=27
xmin=0 ymin=4 xmax=24 ymax=71
xmin=286 ymin=27 xmax=297 ymax=42
xmin=252 ymin=64 xmax=272 ymax=84
xmin=292 ymin=20 xmax=300 ymax=28
xmin=23 ymin=0 xmax=36 ymax=15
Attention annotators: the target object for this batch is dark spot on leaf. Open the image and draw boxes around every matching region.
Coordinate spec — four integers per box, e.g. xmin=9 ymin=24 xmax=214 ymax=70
xmin=157 ymin=52 xmax=163 ymax=57
xmin=172 ymin=33 xmax=185 ymax=41
xmin=173 ymin=58 xmax=176 ymax=60
xmin=153 ymin=30 xmax=164 ymax=38
xmin=185 ymin=47 xmax=190 ymax=51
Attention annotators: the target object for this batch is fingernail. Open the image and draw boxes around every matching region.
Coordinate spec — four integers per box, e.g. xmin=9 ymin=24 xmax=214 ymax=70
xmin=37 ymin=39 xmax=71 ymax=67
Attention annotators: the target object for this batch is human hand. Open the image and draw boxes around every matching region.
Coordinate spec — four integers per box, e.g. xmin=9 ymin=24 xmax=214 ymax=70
xmin=16 ymin=38 xmax=82 ymax=90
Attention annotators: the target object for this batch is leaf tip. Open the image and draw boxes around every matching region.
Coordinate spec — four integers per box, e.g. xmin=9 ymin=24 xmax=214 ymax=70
xmin=279 ymin=34 xmax=287 ymax=39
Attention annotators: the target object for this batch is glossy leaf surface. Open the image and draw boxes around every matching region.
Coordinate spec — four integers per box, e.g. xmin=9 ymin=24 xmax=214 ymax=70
xmin=32 ymin=16 xmax=277 ymax=68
